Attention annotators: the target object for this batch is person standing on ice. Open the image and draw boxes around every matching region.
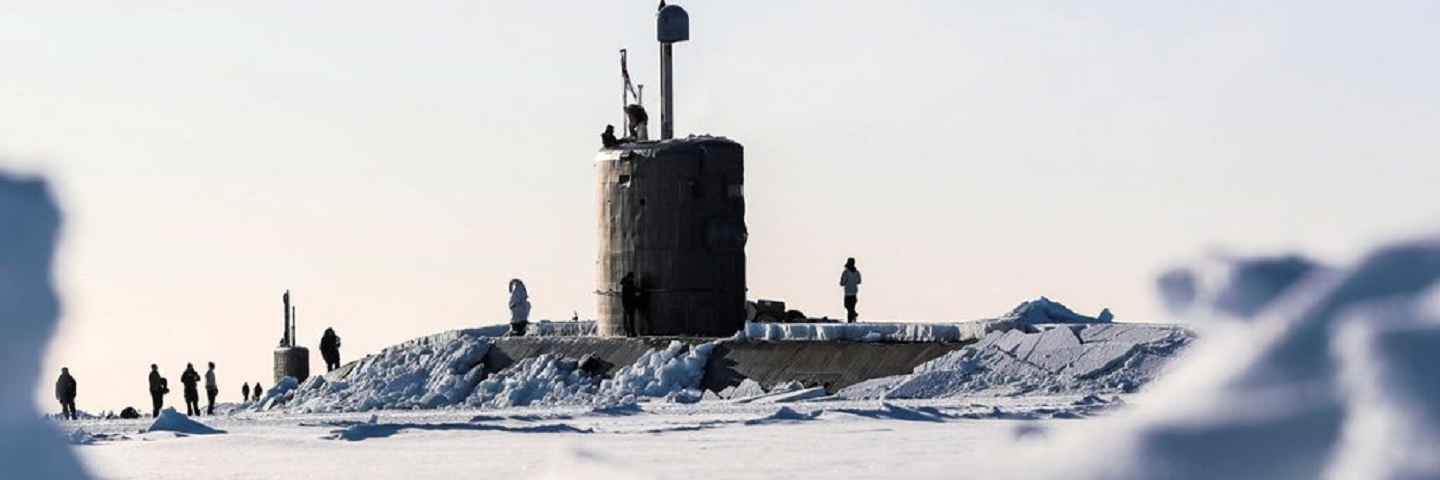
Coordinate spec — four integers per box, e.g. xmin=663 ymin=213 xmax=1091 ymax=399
xmin=204 ymin=362 xmax=218 ymax=415
xmin=180 ymin=363 xmax=201 ymax=416
xmin=253 ymin=382 xmax=264 ymax=402
xmin=320 ymin=328 xmax=342 ymax=372
xmin=839 ymin=257 xmax=862 ymax=323
xmin=241 ymin=383 xmax=251 ymax=403
xmin=619 ymin=272 xmax=640 ymax=337
xmin=508 ymin=279 xmax=531 ymax=336
xmin=55 ymin=367 xmax=77 ymax=420
xmin=147 ymin=364 xmax=168 ymax=417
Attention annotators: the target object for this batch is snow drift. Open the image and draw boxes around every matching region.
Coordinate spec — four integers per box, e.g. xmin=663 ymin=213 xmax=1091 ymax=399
xmin=465 ymin=340 xmax=717 ymax=409
xmin=0 ymin=172 xmax=92 ymax=479
xmin=1013 ymin=235 xmax=1440 ymax=480
xmin=147 ymin=408 xmax=225 ymax=435
xmin=273 ymin=331 xmax=491 ymax=412
xmin=839 ymin=323 xmax=1192 ymax=399
xmin=264 ymin=334 xmax=718 ymax=412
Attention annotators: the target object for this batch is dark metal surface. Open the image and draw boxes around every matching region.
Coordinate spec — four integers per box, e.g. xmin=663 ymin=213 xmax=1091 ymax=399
xmin=273 ymin=347 xmax=310 ymax=384
xmin=657 ymin=5 xmax=690 ymax=43
xmin=595 ymin=137 xmax=747 ymax=337
xmin=702 ymin=340 xmax=973 ymax=393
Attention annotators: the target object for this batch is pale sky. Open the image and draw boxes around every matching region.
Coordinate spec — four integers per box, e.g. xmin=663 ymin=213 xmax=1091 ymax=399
xmin=5 ymin=0 xmax=1436 ymax=411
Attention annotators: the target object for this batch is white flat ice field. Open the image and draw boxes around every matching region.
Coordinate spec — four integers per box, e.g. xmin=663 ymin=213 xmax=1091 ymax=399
xmin=72 ymin=398 xmax=1094 ymax=480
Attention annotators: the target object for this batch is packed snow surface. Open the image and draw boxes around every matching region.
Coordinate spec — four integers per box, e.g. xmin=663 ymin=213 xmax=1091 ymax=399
xmin=72 ymin=398 xmax=1097 ymax=480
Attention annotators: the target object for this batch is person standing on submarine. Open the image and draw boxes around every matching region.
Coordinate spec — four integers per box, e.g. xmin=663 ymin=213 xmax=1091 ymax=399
xmin=320 ymin=328 xmax=342 ymax=372
xmin=620 ymin=272 xmax=641 ymax=337
xmin=840 ymin=257 xmax=862 ymax=323
xmin=509 ymin=279 xmax=531 ymax=336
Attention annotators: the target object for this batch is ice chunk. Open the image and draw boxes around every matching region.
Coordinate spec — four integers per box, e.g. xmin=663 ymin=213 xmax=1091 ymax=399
xmin=749 ymin=387 xmax=828 ymax=404
xmin=728 ymin=379 xmax=767 ymax=400
xmin=147 ymin=408 xmax=225 ymax=435
xmin=1066 ymin=342 xmax=1139 ymax=379
xmin=1020 ymin=327 xmax=1082 ymax=362
xmin=988 ymin=329 xmax=1031 ymax=354
xmin=1076 ymin=323 xmax=1179 ymax=345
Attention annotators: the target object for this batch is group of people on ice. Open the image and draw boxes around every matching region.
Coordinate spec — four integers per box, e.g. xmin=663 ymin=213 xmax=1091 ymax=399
xmin=53 ymin=327 xmax=344 ymax=421
xmin=144 ymin=362 xmax=230 ymax=418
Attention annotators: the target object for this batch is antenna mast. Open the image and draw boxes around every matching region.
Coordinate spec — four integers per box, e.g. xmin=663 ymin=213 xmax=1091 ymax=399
xmin=657 ymin=4 xmax=690 ymax=140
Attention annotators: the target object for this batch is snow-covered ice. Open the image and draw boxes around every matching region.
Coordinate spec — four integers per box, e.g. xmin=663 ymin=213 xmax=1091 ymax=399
xmin=1012 ymin=234 xmax=1440 ymax=480
xmin=0 ymin=172 xmax=92 ymax=479
xmin=68 ymin=398 xmax=1097 ymax=480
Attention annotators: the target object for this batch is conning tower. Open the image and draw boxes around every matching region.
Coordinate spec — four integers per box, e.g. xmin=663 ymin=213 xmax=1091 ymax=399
xmin=596 ymin=4 xmax=747 ymax=337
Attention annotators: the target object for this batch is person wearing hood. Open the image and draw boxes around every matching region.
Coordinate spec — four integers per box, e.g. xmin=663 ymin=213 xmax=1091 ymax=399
xmin=180 ymin=363 xmax=201 ymax=416
xmin=241 ymin=383 xmax=251 ymax=403
xmin=147 ymin=364 xmax=168 ymax=417
xmin=253 ymin=382 xmax=264 ymax=402
xmin=204 ymin=362 xmax=219 ymax=415
xmin=508 ymin=279 xmax=531 ymax=336
xmin=320 ymin=328 xmax=343 ymax=372
xmin=55 ymin=368 xmax=77 ymax=420
xmin=839 ymin=257 xmax=863 ymax=323
xmin=601 ymin=124 xmax=620 ymax=148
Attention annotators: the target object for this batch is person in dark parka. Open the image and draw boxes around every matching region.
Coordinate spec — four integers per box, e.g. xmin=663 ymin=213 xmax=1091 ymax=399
xmin=619 ymin=272 xmax=641 ymax=337
xmin=55 ymin=367 xmax=77 ymax=420
xmin=602 ymin=124 xmax=620 ymax=148
xmin=253 ymin=382 xmax=264 ymax=402
xmin=180 ymin=363 xmax=201 ymax=416
xmin=320 ymin=328 xmax=342 ymax=372
xmin=147 ymin=364 xmax=168 ymax=417
xmin=624 ymin=104 xmax=649 ymax=141
xmin=241 ymin=383 xmax=251 ymax=403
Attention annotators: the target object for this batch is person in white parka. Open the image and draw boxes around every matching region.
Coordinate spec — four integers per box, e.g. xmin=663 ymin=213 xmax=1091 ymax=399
xmin=840 ymin=257 xmax=862 ymax=323
xmin=508 ymin=279 xmax=531 ymax=336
